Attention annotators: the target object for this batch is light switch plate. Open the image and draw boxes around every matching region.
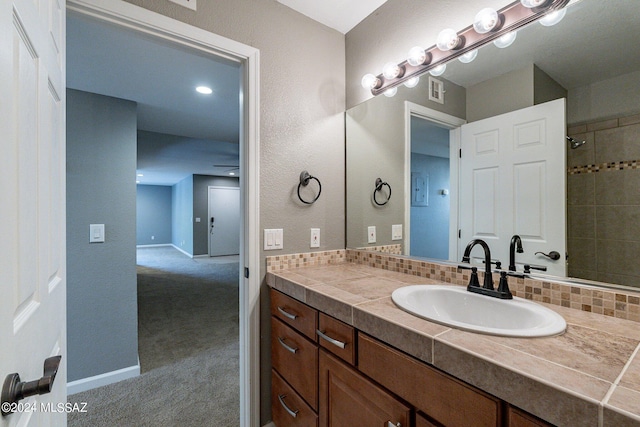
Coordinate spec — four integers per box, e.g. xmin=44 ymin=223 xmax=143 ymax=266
xmin=90 ymin=224 xmax=105 ymax=243
xmin=367 ymin=226 xmax=376 ymax=244
xmin=264 ymin=229 xmax=283 ymax=250
xmin=392 ymin=224 xmax=403 ymax=241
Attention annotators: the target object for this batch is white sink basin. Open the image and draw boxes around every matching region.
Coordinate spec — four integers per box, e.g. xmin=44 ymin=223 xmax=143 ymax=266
xmin=391 ymin=285 xmax=566 ymax=337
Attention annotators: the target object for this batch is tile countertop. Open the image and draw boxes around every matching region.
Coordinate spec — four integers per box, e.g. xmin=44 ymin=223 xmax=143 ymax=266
xmin=266 ymin=263 xmax=640 ymax=427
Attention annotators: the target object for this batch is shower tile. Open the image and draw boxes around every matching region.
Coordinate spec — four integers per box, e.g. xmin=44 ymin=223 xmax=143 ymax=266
xmin=597 ymin=240 xmax=640 ymax=277
xmin=568 ymin=238 xmax=596 ymax=272
xmin=596 ymin=168 xmax=640 ymax=205
xmin=567 ymin=173 xmax=595 ymax=206
xmin=568 ymin=124 xmax=587 ymax=134
xmin=619 ymin=113 xmax=640 ymax=127
xmin=567 ymin=131 xmax=595 ymax=167
xmin=595 ymin=123 xmax=640 ymax=164
xmin=568 ymin=205 xmax=595 ymax=238
xmin=588 ymin=118 xmax=619 ymax=132
xmin=596 ymin=206 xmax=640 ymax=241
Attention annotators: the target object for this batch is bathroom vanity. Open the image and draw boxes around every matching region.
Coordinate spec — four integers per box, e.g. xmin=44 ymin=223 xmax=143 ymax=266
xmin=267 ymin=250 xmax=640 ymax=427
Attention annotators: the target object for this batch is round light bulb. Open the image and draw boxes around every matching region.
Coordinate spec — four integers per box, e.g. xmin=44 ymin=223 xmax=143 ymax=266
xmin=196 ymin=86 xmax=213 ymax=95
xmin=473 ymin=8 xmax=500 ymax=34
xmin=436 ymin=29 xmax=462 ymax=51
xmin=407 ymin=46 xmax=428 ymax=67
xmin=361 ymin=73 xmax=380 ymax=90
xmin=384 ymin=87 xmax=398 ymax=97
xmin=539 ymin=8 xmax=566 ymax=26
xmin=520 ymin=0 xmax=548 ymax=8
xmin=494 ymin=31 xmax=517 ymax=48
xmin=429 ymin=64 xmax=446 ymax=76
xmin=458 ymin=49 xmax=478 ymax=64
xmin=404 ymin=76 xmax=420 ymax=88
xmin=382 ymin=62 xmax=403 ymax=80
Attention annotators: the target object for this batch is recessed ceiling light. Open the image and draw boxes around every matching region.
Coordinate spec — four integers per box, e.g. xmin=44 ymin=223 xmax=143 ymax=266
xmin=137 ymin=173 xmax=144 ymax=177
xmin=196 ymin=86 xmax=212 ymax=95
xmin=229 ymin=172 xmax=236 ymax=176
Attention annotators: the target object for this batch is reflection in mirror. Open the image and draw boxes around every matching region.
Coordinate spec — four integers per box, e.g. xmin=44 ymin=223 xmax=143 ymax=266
xmin=346 ymin=0 xmax=640 ymax=289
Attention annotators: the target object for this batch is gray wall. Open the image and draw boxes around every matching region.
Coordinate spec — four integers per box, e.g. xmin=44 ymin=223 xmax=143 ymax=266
xmin=193 ymin=175 xmax=240 ymax=256
xmin=66 ymin=89 xmax=139 ymax=381
xmin=120 ymin=1 xmax=345 ymax=421
xmin=172 ymin=175 xmax=194 ymax=255
xmin=136 ymin=185 xmax=172 ymax=245
xmin=346 ymin=76 xmax=465 ymax=249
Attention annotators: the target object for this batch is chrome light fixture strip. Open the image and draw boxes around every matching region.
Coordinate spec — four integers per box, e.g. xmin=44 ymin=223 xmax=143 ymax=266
xmin=370 ymin=0 xmax=571 ymax=96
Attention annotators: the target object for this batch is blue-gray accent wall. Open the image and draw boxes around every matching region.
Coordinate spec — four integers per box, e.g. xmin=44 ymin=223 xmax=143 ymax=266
xmin=66 ymin=89 xmax=139 ymax=382
xmin=172 ymin=175 xmax=194 ymax=255
xmin=136 ymin=185 xmax=172 ymax=245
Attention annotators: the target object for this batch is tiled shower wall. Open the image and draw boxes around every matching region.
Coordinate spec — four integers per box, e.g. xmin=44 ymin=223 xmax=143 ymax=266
xmin=567 ymin=112 xmax=640 ymax=287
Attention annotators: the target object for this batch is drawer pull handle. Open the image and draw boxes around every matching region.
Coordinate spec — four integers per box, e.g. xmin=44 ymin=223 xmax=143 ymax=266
xmin=317 ymin=329 xmax=347 ymax=349
xmin=277 ymin=306 xmax=298 ymax=320
xmin=278 ymin=394 xmax=299 ymax=418
xmin=277 ymin=337 xmax=298 ymax=354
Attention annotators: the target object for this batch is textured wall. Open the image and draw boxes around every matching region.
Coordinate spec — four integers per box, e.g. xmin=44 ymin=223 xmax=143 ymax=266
xmin=66 ymin=89 xmax=139 ymax=381
xmin=172 ymin=175 xmax=194 ymax=255
xmin=345 ymin=0 xmax=508 ymax=109
xmin=136 ymin=185 xmax=173 ymax=245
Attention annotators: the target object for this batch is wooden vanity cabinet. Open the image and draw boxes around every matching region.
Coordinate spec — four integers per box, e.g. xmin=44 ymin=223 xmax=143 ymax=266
xmin=358 ymin=333 xmax=502 ymax=427
xmin=318 ymin=312 xmax=356 ymax=365
xmin=319 ymin=349 xmax=411 ymax=427
xmin=507 ymin=405 xmax=553 ymax=427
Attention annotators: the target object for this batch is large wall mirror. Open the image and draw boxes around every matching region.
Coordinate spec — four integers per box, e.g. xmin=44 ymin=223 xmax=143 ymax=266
xmin=346 ymin=0 xmax=640 ymax=289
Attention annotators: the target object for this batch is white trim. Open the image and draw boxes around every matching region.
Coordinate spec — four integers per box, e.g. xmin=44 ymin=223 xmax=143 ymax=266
xmin=66 ymin=2 xmax=260 ymax=425
xmin=136 ymin=243 xmax=172 ymax=248
xmin=404 ymin=101 xmax=465 ymax=259
xmin=67 ymin=363 xmax=140 ymax=395
xmin=171 ymin=244 xmax=194 ymax=258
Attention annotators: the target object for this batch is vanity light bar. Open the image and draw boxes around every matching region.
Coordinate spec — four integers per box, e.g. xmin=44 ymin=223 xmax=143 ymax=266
xmin=369 ymin=0 xmax=571 ymax=96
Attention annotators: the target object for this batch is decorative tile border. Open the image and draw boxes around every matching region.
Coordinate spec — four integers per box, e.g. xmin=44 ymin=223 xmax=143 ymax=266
xmin=568 ymin=160 xmax=640 ymax=175
xmin=266 ymin=250 xmax=345 ymax=272
xmin=355 ymin=244 xmax=403 ymax=254
xmin=344 ymin=249 xmax=640 ymax=323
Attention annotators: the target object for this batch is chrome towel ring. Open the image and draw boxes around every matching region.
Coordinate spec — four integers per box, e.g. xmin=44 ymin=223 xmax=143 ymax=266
xmin=373 ymin=178 xmax=391 ymax=206
xmin=297 ymin=171 xmax=322 ymax=204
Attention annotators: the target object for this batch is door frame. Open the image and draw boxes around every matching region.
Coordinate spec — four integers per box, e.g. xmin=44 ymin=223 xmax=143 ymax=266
xmin=404 ymin=101 xmax=465 ymax=260
xmin=65 ymin=1 xmax=261 ymax=425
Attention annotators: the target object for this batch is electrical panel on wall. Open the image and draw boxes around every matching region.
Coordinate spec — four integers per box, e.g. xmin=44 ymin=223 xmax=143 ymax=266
xmin=428 ymin=77 xmax=444 ymax=104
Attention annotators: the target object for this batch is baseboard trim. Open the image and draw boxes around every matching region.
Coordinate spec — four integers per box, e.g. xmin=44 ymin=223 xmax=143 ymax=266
xmin=171 ymin=244 xmax=194 ymax=258
xmin=262 ymin=423 xmax=275 ymax=427
xmin=136 ymin=243 xmax=171 ymax=248
xmin=67 ymin=364 xmax=140 ymax=395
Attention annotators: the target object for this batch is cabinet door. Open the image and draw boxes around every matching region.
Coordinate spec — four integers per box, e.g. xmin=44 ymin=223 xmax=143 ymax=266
xmin=319 ymin=350 xmax=410 ymax=427
xmin=507 ymin=406 xmax=553 ymax=427
xmin=272 ymin=369 xmax=318 ymax=427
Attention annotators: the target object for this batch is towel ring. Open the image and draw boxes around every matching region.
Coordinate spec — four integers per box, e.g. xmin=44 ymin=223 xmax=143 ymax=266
xmin=373 ymin=178 xmax=391 ymax=206
xmin=297 ymin=171 xmax=322 ymax=204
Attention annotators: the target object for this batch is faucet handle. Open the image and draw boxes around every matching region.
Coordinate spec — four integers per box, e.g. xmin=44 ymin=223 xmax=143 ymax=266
xmin=468 ymin=266 xmax=481 ymax=288
xmin=497 ymin=271 xmax=513 ymax=299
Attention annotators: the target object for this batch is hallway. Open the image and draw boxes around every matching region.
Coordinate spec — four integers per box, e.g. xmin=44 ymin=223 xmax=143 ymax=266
xmin=68 ymin=247 xmax=239 ymax=426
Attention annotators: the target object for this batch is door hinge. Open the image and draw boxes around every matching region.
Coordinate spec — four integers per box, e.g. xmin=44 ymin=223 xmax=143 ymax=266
xmin=244 ymin=267 xmax=249 ymax=279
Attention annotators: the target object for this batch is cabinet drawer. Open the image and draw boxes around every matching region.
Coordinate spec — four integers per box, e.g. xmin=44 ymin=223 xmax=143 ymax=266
xmin=507 ymin=405 xmax=553 ymax=427
xmin=272 ymin=369 xmax=318 ymax=427
xmin=317 ymin=313 xmax=356 ymax=365
xmin=271 ymin=288 xmax=318 ymax=340
xmin=358 ymin=333 xmax=502 ymax=427
xmin=271 ymin=316 xmax=318 ymax=410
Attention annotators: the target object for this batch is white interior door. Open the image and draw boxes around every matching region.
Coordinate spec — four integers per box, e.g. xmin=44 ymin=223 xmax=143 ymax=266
xmin=1 ymin=0 xmax=66 ymax=425
xmin=208 ymin=186 xmax=240 ymax=256
xmin=459 ymin=99 xmax=566 ymax=277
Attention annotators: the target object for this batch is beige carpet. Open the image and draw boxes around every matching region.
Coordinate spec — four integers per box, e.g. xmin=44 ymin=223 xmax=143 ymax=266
xmin=68 ymin=246 xmax=240 ymax=426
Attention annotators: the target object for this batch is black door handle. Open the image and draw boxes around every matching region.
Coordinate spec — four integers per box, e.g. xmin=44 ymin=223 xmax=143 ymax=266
xmin=535 ymin=251 xmax=561 ymax=260
xmin=1 ymin=355 xmax=61 ymax=416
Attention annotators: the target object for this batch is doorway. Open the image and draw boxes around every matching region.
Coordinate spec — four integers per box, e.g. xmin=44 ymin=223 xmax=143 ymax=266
xmin=66 ymin=0 xmax=260 ymax=424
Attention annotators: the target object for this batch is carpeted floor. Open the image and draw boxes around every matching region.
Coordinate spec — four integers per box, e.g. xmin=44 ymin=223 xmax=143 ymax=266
xmin=68 ymin=246 xmax=240 ymax=426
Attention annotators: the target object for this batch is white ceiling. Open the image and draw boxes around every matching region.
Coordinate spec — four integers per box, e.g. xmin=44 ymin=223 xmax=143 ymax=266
xmin=277 ymin=0 xmax=389 ymax=34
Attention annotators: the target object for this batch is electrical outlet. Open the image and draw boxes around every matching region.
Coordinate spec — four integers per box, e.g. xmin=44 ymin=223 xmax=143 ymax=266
xmin=367 ymin=226 xmax=376 ymax=244
xmin=310 ymin=228 xmax=320 ymax=248
xmin=168 ymin=0 xmax=197 ymax=11
xmin=89 ymin=224 xmax=105 ymax=243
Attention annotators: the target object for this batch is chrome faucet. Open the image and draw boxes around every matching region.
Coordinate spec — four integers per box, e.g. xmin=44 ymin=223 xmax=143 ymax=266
xmin=508 ymin=235 xmax=523 ymax=272
xmin=461 ymin=239 xmax=512 ymax=299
